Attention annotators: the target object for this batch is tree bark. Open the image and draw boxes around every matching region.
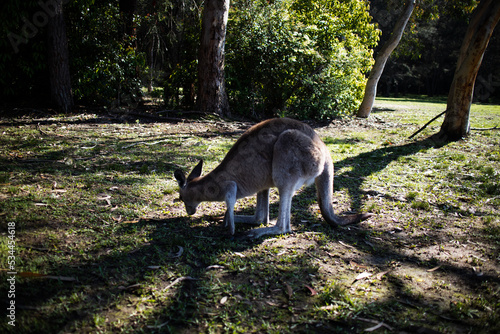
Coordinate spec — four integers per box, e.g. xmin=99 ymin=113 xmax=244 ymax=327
xmin=47 ymin=0 xmax=73 ymax=113
xmin=356 ymin=0 xmax=415 ymax=118
xmin=433 ymin=0 xmax=500 ymax=142
xmin=197 ymin=0 xmax=230 ymax=117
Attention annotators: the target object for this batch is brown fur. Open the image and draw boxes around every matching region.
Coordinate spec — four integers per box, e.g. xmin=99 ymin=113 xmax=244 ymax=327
xmin=174 ymin=118 xmax=372 ymax=237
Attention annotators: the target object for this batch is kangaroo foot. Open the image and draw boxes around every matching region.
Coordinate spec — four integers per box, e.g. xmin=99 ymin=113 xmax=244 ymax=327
xmin=242 ymin=226 xmax=292 ymax=239
xmin=333 ymin=212 xmax=374 ymax=227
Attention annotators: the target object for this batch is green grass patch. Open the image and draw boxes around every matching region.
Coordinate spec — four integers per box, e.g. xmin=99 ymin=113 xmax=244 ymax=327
xmin=0 ymin=98 xmax=499 ymax=333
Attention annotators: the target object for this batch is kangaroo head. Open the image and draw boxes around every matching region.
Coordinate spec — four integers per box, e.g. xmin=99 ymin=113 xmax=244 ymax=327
xmin=174 ymin=160 xmax=203 ymax=215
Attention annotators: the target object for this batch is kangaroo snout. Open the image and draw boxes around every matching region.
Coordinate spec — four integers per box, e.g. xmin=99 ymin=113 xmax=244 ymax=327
xmin=185 ymin=205 xmax=197 ymax=215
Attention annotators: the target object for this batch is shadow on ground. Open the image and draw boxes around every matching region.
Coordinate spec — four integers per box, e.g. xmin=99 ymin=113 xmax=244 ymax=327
xmin=3 ymin=128 xmax=499 ymax=333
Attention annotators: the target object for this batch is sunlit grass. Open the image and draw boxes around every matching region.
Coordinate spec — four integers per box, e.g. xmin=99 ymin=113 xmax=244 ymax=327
xmin=0 ymin=98 xmax=499 ymax=333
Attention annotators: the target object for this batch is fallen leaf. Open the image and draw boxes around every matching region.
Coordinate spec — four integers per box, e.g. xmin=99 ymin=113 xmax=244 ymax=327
xmin=355 ymin=316 xmax=394 ymax=331
xmin=355 ymin=272 xmax=373 ymax=281
xmin=472 ymin=267 xmax=484 ymax=276
xmin=427 ymin=265 xmax=441 ymax=272
xmin=170 ymin=246 xmax=184 ymax=258
xmin=350 ymin=260 xmax=368 ymax=269
xmin=206 ymin=265 xmax=224 ymax=270
xmin=162 ymin=276 xmax=198 ymax=291
xmin=97 ymin=193 xmax=112 ymax=206
xmin=220 ymin=296 xmax=228 ymax=304
xmin=233 ymin=252 xmax=246 ymax=257
xmin=97 ymin=193 xmax=111 ymax=200
xmin=364 ymin=322 xmax=385 ymax=332
xmin=374 ymin=270 xmax=390 ymax=280
xmin=339 ymin=241 xmax=354 ymax=248
xmin=122 ymin=220 xmax=140 ymax=224
xmin=304 ymin=285 xmax=317 ymax=296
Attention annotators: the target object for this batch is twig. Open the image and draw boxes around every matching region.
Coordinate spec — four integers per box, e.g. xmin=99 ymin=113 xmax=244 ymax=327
xmin=163 ymin=276 xmax=198 ymax=291
xmin=408 ymin=110 xmax=446 ymax=139
xmin=37 ymin=122 xmax=65 ymax=137
xmin=122 ymin=139 xmax=171 ymax=149
xmin=37 ymin=123 xmax=50 ymax=136
xmin=354 ymin=316 xmax=394 ymax=331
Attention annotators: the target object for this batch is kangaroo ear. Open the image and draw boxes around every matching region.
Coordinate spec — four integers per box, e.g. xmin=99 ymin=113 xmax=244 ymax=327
xmin=187 ymin=159 xmax=203 ymax=181
xmin=174 ymin=169 xmax=186 ymax=188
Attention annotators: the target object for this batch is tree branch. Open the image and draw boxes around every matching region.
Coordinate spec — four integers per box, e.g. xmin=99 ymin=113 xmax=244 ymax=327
xmin=408 ymin=110 xmax=446 ymax=139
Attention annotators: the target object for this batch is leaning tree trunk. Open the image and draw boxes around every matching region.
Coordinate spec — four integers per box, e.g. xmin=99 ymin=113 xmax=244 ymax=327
xmin=197 ymin=0 xmax=230 ymax=117
xmin=433 ymin=0 xmax=500 ymax=141
xmin=356 ymin=0 xmax=415 ymax=118
xmin=47 ymin=0 xmax=73 ymax=113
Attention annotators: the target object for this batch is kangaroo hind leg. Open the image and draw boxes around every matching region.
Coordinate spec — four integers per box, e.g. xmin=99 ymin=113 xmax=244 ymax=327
xmin=244 ymin=185 xmax=295 ymax=239
xmin=245 ymin=130 xmax=322 ymax=239
xmin=234 ymin=189 xmax=270 ymax=225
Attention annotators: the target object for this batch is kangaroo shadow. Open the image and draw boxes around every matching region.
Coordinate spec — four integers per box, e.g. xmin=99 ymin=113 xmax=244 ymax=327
xmin=332 ymin=138 xmax=435 ymax=213
xmin=10 ymin=216 xmax=261 ymax=333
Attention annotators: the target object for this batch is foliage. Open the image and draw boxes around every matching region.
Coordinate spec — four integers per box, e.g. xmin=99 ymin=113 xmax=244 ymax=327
xmin=67 ymin=1 xmax=145 ymax=107
xmin=373 ymin=0 xmax=499 ymax=101
xmin=1 ymin=0 xmax=497 ymax=114
xmin=137 ymin=0 xmax=203 ymax=110
xmin=226 ymin=0 xmax=379 ymax=120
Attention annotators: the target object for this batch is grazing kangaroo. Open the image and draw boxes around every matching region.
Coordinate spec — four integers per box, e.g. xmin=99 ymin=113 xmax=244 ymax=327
xmin=174 ymin=118 xmax=372 ymax=238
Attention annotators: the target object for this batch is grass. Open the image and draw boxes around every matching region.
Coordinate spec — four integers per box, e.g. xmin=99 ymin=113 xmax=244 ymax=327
xmin=0 ymin=98 xmax=499 ymax=333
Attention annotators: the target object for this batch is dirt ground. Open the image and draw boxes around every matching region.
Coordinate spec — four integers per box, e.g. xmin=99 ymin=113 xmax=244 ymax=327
xmin=1 ymin=105 xmax=499 ymax=333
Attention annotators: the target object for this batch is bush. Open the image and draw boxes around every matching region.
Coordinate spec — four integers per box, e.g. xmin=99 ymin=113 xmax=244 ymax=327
xmin=68 ymin=2 xmax=145 ymax=107
xmin=226 ymin=0 xmax=379 ymax=120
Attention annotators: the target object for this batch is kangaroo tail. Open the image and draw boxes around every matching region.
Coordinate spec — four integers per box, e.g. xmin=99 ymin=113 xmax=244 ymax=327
xmin=315 ymin=158 xmax=373 ymax=227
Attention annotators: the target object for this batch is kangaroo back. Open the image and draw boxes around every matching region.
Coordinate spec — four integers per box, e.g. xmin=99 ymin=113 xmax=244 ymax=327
xmin=211 ymin=118 xmax=318 ymax=197
xmin=174 ymin=118 xmax=372 ymax=237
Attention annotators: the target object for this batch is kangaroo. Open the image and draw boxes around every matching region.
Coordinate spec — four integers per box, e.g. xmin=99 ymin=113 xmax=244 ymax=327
xmin=174 ymin=118 xmax=372 ymax=238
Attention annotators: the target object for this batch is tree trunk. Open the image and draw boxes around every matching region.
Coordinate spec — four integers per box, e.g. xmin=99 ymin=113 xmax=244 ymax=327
xmin=47 ymin=0 xmax=73 ymax=113
xmin=433 ymin=0 xmax=500 ymax=142
xmin=356 ymin=0 xmax=415 ymax=118
xmin=197 ymin=0 xmax=230 ymax=117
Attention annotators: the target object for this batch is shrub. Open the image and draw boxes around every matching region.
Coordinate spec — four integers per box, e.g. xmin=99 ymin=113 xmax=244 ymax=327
xmin=226 ymin=0 xmax=379 ymax=120
xmin=68 ymin=2 xmax=145 ymax=107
